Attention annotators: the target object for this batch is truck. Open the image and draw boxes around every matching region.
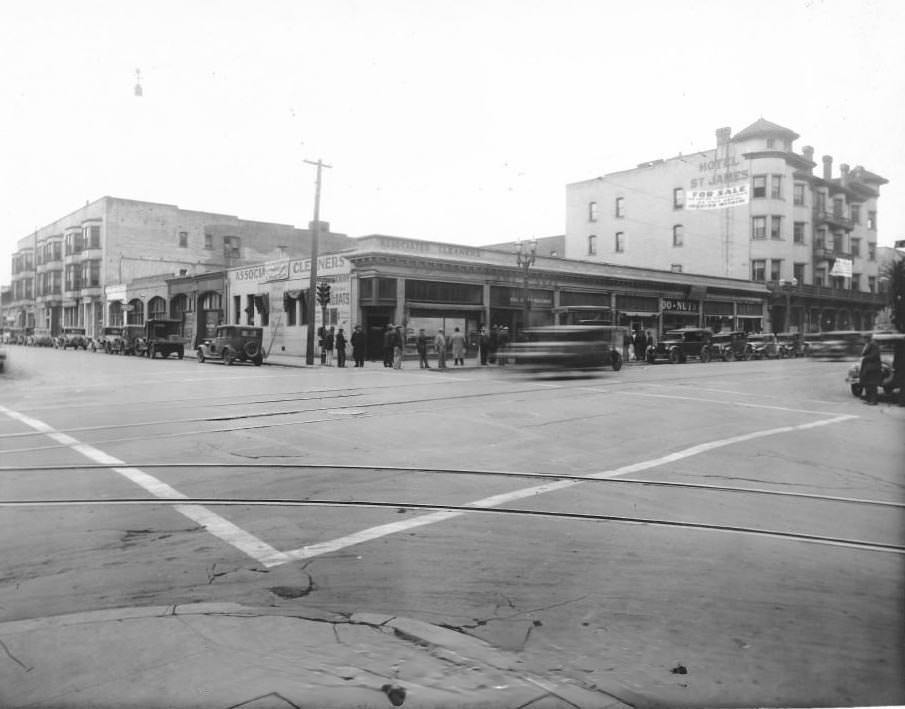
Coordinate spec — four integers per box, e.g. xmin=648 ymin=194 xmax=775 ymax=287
xmin=142 ymin=318 xmax=188 ymax=359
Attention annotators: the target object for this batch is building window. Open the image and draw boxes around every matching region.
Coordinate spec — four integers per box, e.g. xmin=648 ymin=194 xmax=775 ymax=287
xmin=816 ymin=191 xmax=826 ymax=214
xmin=615 ymin=197 xmax=625 ymax=218
xmin=868 ymin=241 xmax=876 ymax=261
xmin=793 ymin=262 xmax=805 ymax=284
xmin=815 ymin=267 xmax=826 ymax=287
xmin=673 ymin=188 xmax=684 ymax=209
xmin=850 ymin=238 xmax=860 ymax=257
xmin=178 ymin=231 xmax=188 ymax=248
xmin=851 ymin=273 xmax=861 ymax=291
xmin=793 ymin=222 xmax=806 ymax=244
xmin=587 ymin=234 xmax=597 ymax=256
xmin=832 ymin=198 xmax=844 ymax=219
xmin=204 ymin=233 xmax=213 ymax=249
xmin=770 ymin=174 xmax=783 ymax=199
xmin=770 ymin=259 xmax=782 ymax=281
xmin=751 ymin=259 xmax=766 ymax=282
xmin=752 ymin=216 xmax=767 ymax=240
xmin=868 ymin=276 xmax=877 ymax=293
xmin=867 ymin=211 xmax=876 ymax=230
xmin=89 ymin=226 xmax=101 ymax=249
xmin=245 ymin=294 xmax=255 ymax=326
xmin=752 ymin=175 xmax=766 ymax=198
xmin=670 ymin=264 xmax=682 ymax=273
xmin=766 ymin=137 xmax=775 ymax=149
xmin=615 ymin=232 xmax=625 ymax=253
xmin=672 ymin=224 xmax=684 ymax=247
xmin=233 ymin=295 xmax=241 ymax=324
xmin=588 ymin=201 xmax=598 ymax=222
xmin=816 ymin=228 xmax=827 ymax=250
xmin=793 ymin=183 xmax=805 ymax=206
xmin=850 ymin=204 xmax=861 ymax=224
xmin=771 ymin=216 xmax=783 ymax=240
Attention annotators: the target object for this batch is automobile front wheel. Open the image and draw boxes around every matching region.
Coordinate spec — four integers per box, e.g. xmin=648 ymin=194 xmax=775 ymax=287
xmin=850 ymin=384 xmax=863 ymax=397
xmin=224 ymin=351 xmax=234 ymax=366
xmin=196 ymin=349 xmax=206 ymax=363
xmin=669 ymin=349 xmax=681 ymax=364
xmin=611 ymin=351 xmax=623 ymax=371
xmin=700 ymin=348 xmax=711 ymax=364
xmin=724 ymin=349 xmax=735 ymax=362
xmin=253 ymin=356 xmax=263 ymax=367
xmin=646 ymin=351 xmax=656 ymax=364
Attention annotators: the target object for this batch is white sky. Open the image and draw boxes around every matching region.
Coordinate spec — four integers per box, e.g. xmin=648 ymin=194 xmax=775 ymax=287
xmin=2 ymin=0 xmax=904 ymax=285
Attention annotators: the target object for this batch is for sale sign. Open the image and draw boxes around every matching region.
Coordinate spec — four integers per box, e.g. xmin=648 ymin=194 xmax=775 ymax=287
xmin=686 ymin=183 xmax=750 ymax=210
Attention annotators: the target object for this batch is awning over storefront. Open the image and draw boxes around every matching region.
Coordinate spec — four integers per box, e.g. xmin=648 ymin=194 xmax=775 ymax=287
xmin=406 ymin=301 xmax=486 ymax=311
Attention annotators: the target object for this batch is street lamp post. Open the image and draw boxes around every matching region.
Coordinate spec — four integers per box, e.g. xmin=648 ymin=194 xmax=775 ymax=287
xmin=516 ymin=238 xmax=537 ymax=336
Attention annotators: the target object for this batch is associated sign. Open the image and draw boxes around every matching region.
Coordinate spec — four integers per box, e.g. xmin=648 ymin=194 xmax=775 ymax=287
xmin=830 ymin=258 xmax=853 ymax=278
xmin=686 ymin=183 xmax=750 ymax=210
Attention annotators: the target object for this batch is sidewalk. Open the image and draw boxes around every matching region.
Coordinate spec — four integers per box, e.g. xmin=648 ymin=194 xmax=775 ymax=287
xmin=0 ymin=602 xmax=632 ymax=709
xmin=257 ymin=353 xmax=649 ymax=370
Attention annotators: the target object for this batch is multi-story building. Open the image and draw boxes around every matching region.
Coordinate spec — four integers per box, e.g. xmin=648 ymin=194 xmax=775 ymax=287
xmin=566 ymin=119 xmax=887 ymax=332
xmin=4 ymin=196 xmax=350 ymax=339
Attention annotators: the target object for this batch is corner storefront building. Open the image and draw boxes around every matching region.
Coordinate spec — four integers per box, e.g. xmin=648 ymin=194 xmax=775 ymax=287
xmin=225 ymin=235 xmax=769 ymax=360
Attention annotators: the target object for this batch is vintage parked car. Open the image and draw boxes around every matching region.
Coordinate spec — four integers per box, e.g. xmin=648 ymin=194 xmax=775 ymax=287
xmin=846 ymin=332 xmax=905 ymax=399
xmin=197 ymin=325 xmax=265 ymax=366
xmin=503 ymin=325 xmax=624 ymax=371
xmin=706 ymin=330 xmax=751 ymax=362
xmin=120 ymin=325 xmax=146 ymax=355
xmin=56 ymin=327 xmax=89 ymax=350
xmin=776 ymin=332 xmax=806 ymax=358
xmin=746 ymin=333 xmax=781 ymax=359
xmin=646 ymin=328 xmax=713 ymax=364
xmin=142 ymin=318 xmax=189 ymax=359
xmin=32 ymin=328 xmax=55 ymax=347
xmin=97 ymin=326 xmax=125 ymax=354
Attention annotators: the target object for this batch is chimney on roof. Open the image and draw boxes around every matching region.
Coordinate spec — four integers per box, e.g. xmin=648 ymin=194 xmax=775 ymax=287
xmin=802 ymin=145 xmax=814 ymax=163
xmin=715 ymin=127 xmax=731 ymax=147
xmin=822 ymin=155 xmax=833 ymax=181
xmin=840 ymin=163 xmax=850 ymax=187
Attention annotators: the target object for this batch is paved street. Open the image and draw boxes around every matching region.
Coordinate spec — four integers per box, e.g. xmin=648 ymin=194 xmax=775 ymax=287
xmin=1 ymin=346 xmax=903 ymax=708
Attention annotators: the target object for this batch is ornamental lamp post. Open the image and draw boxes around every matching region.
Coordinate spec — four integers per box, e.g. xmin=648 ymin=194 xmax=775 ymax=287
xmin=516 ymin=238 xmax=537 ymax=336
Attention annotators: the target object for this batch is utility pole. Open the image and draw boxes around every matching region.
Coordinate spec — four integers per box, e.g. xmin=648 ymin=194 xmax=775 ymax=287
xmin=304 ymin=158 xmax=331 ymax=365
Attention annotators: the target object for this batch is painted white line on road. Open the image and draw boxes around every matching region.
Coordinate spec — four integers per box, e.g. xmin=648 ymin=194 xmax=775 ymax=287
xmin=279 ymin=414 xmax=857 ymax=564
xmin=642 ymin=384 xmax=844 ymax=407
xmin=0 ymin=404 xmax=291 ymax=568
xmin=624 ymin=391 xmax=844 ymax=417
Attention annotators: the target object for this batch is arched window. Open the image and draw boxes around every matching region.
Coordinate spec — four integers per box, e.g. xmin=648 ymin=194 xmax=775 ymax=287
xmin=199 ymin=292 xmax=222 ymax=310
xmin=170 ymin=293 xmax=188 ymax=320
xmin=109 ymin=301 xmax=123 ymax=327
xmin=127 ymin=298 xmax=144 ymax=325
xmin=148 ymin=296 xmax=167 ymax=320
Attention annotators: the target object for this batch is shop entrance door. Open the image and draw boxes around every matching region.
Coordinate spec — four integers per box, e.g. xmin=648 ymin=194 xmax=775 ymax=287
xmin=363 ymin=308 xmax=393 ymax=361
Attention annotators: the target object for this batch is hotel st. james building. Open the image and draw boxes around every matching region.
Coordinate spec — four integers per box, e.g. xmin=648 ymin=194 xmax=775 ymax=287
xmin=565 ymin=118 xmax=887 ymax=333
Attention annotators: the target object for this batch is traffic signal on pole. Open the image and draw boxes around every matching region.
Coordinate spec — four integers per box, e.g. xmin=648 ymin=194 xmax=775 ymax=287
xmin=316 ymin=281 xmax=331 ymax=306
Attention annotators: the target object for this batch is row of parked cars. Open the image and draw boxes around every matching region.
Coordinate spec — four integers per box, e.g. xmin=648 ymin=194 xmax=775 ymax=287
xmin=644 ymin=328 xmax=809 ymax=364
xmin=9 ymin=321 xmax=266 ymax=366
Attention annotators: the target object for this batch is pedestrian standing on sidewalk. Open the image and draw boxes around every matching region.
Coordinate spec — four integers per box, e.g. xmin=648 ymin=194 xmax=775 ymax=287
xmin=416 ymin=328 xmax=430 ymax=368
xmin=351 ymin=325 xmax=365 ymax=367
xmin=318 ymin=326 xmax=327 ymax=365
xmin=335 ymin=327 xmax=347 ymax=367
xmin=622 ymin=330 xmax=632 ymax=362
xmin=488 ymin=325 xmax=499 ymax=364
xmin=392 ymin=325 xmax=404 ymax=369
xmin=434 ymin=329 xmax=447 ymax=369
xmin=450 ymin=327 xmax=466 ymax=366
xmin=383 ymin=324 xmax=395 ymax=368
xmin=478 ymin=327 xmax=489 ymax=365
xmin=859 ymin=332 xmax=882 ymax=405
xmin=324 ymin=326 xmax=335 ymax=366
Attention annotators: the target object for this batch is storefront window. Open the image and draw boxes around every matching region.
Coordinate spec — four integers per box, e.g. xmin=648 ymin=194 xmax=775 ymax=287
xmin=406 ymin=280 xmax=482 ymax=304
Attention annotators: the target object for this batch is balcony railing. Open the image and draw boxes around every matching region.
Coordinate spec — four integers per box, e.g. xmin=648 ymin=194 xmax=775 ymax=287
xmin=814 ymin=210 xmax=853 ymax=230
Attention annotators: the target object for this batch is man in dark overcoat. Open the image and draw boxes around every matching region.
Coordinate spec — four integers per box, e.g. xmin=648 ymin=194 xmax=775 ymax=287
xmin=859 ymin=333 xmax=882 ymax=405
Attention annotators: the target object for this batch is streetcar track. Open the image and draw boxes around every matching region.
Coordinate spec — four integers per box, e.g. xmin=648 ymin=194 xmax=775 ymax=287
xmin=1 ymin=497 xmax=900 ymax=554
xmin=2 ymin=463 xmax=901 ymax=508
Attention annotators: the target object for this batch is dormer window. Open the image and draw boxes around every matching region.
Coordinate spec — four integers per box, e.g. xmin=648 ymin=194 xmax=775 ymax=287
xmin=766 ymin=138 xmax=775 ymax=149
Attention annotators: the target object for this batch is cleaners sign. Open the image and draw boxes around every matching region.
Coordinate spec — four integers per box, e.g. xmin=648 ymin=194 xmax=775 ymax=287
xmin=686 ymin=183 xmax=750 ymax=210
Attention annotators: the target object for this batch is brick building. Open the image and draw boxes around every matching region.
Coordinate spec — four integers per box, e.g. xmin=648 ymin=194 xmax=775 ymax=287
xmin=4 ymin=197 xmax=351 ymax=339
